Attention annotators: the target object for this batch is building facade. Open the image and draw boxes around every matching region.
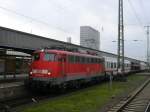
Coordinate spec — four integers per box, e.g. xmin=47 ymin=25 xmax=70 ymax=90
xmin=80 ymin=26 xmax=100 ymax=50
xmin=67 ymin=37 xmax=72 ymax=43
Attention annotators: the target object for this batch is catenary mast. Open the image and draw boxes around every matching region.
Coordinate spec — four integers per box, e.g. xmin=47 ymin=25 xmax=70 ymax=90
xmin=117 ymin=0 xmax=125 ymax=75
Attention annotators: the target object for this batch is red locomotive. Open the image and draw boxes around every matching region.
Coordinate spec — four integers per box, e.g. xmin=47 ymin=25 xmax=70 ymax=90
xmin=28 ymin=49 xmax=105 ymax=89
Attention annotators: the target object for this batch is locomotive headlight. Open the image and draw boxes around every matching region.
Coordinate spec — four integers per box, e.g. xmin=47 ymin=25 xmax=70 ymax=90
xmin=48 ymin=72 xmax=51 ymax=75
xmin=30 ymin=71 xmax=33 ymax=74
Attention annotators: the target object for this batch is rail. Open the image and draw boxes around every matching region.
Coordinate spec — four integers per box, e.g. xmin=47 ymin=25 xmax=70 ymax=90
xmin=145 ymin=101 xmax=150 ymax=112
xmin=108 ymin=77 xmax=150 ymax=112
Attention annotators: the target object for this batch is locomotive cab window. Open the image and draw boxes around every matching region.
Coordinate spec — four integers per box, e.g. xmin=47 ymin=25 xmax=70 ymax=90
xmin=32 ymin=53 xmax=40 ymax=61
xmin=44 ymin=53 xmax=55 ymax=61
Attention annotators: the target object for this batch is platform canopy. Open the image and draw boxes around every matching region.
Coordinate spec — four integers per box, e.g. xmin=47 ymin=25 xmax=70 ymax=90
xmin=0 ymin=26 xmax=142 ymax=63
xmin=0 ymin=26 xmax=97 ymax=54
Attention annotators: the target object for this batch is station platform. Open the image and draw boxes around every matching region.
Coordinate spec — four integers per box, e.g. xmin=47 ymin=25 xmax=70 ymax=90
xmin=0 ymin=74 xmax=29 ymax=101
xmin=135 ymin=72 xmax=150 ymax=76
xmin=0 ymin=81 xmax=24 ymax=89
xmin=0 ymin=74 xmax=28 ymax=83
xmin=0 ymin=81 xmax=27 ymax=101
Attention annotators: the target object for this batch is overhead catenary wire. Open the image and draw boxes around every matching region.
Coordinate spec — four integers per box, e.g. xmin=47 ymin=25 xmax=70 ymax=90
xmin=127 ymin=0 xmax=143 ymax=27
xmin=0 ymin=5 xmax=72 ymax=35
xmin=138 ymin=0 xmax=148 ymax=22
xmin=0 ymin=1 xmax=147 ymax=39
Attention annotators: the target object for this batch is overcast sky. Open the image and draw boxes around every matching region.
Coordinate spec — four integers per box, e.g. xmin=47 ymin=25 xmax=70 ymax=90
xmin=0 ymin=0 xmax=149 ymax=61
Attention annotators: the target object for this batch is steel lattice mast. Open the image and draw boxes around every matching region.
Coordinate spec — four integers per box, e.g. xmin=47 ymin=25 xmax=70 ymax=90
xmin=145 ymin=26 xmax=150 ymax=70
xmin=117 ymin=0 xmax=124 ymax=74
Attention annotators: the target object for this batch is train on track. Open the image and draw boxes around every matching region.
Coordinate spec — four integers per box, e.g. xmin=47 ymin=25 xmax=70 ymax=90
xmin=27 ymin=49 xmax=147 ymax=90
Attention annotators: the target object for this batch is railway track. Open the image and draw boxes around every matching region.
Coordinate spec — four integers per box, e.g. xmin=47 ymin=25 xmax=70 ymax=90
xmin=0 ymin=81 xmax=104 ymax=112
xmin=0 ymin=89 xmax=73 ymax=112
xmin=0 ymin=93 xmax=45 ymax=112
xmin=145 ymin=101 xmax=150 ymax=112
xmin=107 ymin=78 xmax=150 ymax=112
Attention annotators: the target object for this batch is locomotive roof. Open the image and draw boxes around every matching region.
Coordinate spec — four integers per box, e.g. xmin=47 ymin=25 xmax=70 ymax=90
xmin=34 ymin=49 xmax=103 ymax=59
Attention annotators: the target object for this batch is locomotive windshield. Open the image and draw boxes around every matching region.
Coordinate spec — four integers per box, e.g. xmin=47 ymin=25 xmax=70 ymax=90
xmin=44 ymin=53 xmax=56 ymax=61
xmin=32 ymin=53 xmax=40 ymax=61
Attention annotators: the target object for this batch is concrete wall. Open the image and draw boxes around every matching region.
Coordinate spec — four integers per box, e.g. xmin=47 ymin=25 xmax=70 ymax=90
xmin=0 ymin=59 xmax=5 ymax=73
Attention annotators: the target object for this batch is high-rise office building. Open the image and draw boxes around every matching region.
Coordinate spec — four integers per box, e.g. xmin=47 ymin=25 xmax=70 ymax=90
xmin=80 ymin=26 xmax=100 ymax=50
xmin=67 ymin=37 xmax=72 ymax=43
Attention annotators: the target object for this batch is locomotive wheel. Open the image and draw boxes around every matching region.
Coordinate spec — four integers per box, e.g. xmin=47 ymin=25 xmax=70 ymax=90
xmin=74 ymin=81 xmax=81 ymax=89
xmin=58 ymin=83 xmax=67 ymax=93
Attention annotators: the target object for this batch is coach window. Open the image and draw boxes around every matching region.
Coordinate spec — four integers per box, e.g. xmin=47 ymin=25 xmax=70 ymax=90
xmin=89 ymin=58 xmax=91 ymax=63
xmin=90 ymin=58 xmax=92 ymax=63
xmin=78 ymin=56 xmax=81 ymax=63
xmin=86 ymin=58 xmax=88 ymax=63
xmin=71 ymin=55 xmax=75 ymax=63
xmin=95 ymin=58 xmax=98 ymax=63
xmin=75 ymin=56 xmax=78 ymax=63
xmin=107 ymin=62 xmax=109 ymax=68
xmin=68 ymin=55 xmax=73 ymax=63
xmin=77 ymin=56 xmax=80 ymax=63
xmin=91 ymin=58 xmax=94 ymax=63
xmin=86 ymin=57 xmax=89 ymax=63
xmin=75 ymin=56 xmax=77 ymax=63
xmin=81 ymin=57 xmax=85 ymax=63
xmin=98 ymin=58 xmax=100 ymax=63
xmin=114 ymin=63 xmax=116 ymax=68
xmin=72 ymin=56 xmax=75 ymax=63
xmin=111 ymin=62 xmax=113 ymax=68
xmin=55 ymin=55 xmax=61 ymax=62
xmin=92 ymin=58 xmax=94 ymax=63
xmin=106 ymin=62 xmax=109 ymax=68
xmin=87 ymin=57 xmax=89 ymax=63
xmin=88 ymin=58 xmax=90 ymax=63
xmin=93 ymin=58 xmax=95 ymax=63
xmin=80 ymin=57 xmax=82 ymax=63
xmin=85 ymin=57 xmax=87 ymax=63
xmin=108 ymin=62 xmax=110 ymax=68
xmin=95 ymin=58 xmax=97 ymax=63
xmin=98 ymin=59 xmax=101 ymax=63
